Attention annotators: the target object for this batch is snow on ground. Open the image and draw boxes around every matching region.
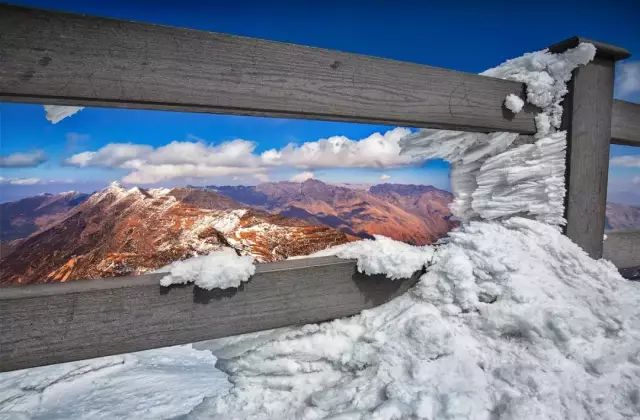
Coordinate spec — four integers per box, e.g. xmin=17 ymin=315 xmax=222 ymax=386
xmin=43 ymin=105 xmax=84 ymax=124
xmin=187 ymin=218 xmax=640 ymax=419
xmin=307 ymin=235 xmax=434 ymax=280
xmin=158 ymin=248 xmax=255 ymax=290
xmin=0 ymin=345 xmax=230 ymax=420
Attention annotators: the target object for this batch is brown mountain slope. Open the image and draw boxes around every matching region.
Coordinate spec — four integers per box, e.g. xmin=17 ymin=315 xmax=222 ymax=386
xmin=214 ymin=179 xmax=455 ymax=245
xmin=0 ymin=191 xmax=89 ymax=242
xmin=0 ymin=183 xmax=350 ymax=285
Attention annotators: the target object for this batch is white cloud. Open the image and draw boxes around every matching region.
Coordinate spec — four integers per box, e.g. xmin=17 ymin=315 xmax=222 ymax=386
xmin=0 ymin=176 xmax=42 ymax=185
xmin=44 ymin=105 xmax=84 ymax=124
xmin=610 ymin=155 xmax=640 ymax=168
xmin=379 ymin=174 xmax=391 ymax=181
xmin=65 ymin=128 xmax=422 ymax=184
xmin=290 ymin=171 xmax=315 ymax=182
xmin=260 ymin=127 xmax=418 ymax=169
xmin=615 ymin=61 xmax=640 ymax=99
xmin=0 ymin=150 xmax=47 ymax=168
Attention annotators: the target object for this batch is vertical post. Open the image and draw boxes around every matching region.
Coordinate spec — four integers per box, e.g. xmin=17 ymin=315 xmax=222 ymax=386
xmin=549 ymin=37 xmax=630 ymax=259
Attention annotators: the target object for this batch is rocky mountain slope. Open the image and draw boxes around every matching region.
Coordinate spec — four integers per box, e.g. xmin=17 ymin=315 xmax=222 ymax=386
xmin=0 ymin=183 xmax=350 ymax=285
xmin=213 ymin=179 xmax=456 ymax=245
xmin=0 ymin=191 xmax=89 ymax=242
xmin=605 ymin=202 xmax=640 ymax=231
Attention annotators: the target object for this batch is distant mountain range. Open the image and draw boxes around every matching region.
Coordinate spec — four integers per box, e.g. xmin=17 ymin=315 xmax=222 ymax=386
xmin=0 ymin=180 xmax=455 ymax=285
xmin=605 ymin=202 xmax=640 ymax=231
xmin=2 ymin=179 xmax=638 ymax=286
xmin=211 ymin=179 xmax=456 ymax=245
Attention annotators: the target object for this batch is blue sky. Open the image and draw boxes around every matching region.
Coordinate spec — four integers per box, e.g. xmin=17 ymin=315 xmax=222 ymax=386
xmin=1 ymin=0 xmax=639 ymax=203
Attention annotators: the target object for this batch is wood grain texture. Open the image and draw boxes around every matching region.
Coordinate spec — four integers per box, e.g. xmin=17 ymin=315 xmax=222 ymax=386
xmin=611 ymin=100 xmax=640 ymax=146
xmin=603 ymin=230 xmax=640 ymax=269
xmin=0 ymin=256 xmax=421 ymax=372
xmin=0 ymin=4 xmax=538 ymax=133
xmin=561 ymin=57 xmax=616 ymax=259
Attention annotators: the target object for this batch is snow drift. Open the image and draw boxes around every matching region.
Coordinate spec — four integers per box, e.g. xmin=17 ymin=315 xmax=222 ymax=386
xmin=188 ymin=218 xmax=640 ymax=419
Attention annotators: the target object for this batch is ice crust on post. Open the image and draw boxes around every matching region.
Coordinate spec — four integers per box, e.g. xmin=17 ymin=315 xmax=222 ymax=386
xmin=159 ymin=248 xmax=255 ymax=290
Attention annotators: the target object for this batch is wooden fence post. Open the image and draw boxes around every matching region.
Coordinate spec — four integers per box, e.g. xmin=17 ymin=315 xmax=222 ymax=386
xmin=549 ymin=37 xmax=630 ymax=259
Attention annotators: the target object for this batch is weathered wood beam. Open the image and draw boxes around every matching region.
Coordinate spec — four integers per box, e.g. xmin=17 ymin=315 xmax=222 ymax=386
xmin=611 ymin=100 xmax=640 ymax=146
xmin=0 ymin=4 xmax=538 ymax=133
xmin=552 ymin=37 xmax=630 ymax=259
xmin=0 ymin=256 xmax=421 ymax=372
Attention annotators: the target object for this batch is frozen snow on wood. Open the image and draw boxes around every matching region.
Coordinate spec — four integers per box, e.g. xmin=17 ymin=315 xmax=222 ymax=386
xmin=307 ymin=234 xmax=434 ymax=280
xmin=158 ymin=248 xmax=255 ymax=290
xmin=504 ymin=94 xmax=524 ymax=114
xmin=43 ymin=105 xmax=84 ymax=124
xmin=482 ymin=42 xmax=595 ymax=137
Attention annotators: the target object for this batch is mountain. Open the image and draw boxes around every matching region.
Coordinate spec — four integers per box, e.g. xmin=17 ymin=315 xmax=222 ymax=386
xmin=213 ymin=179 xmax=455 ymax=245
xmin=0 ymin=183 xmax=350 ymax=285
xmin=606 ymin=202 xmax=640 ymax=231
xmin=0 ymin=191 xmax=89 ymax=242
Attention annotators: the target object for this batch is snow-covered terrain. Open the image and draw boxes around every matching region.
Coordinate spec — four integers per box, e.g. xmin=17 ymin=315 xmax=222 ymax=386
xmin=3 ymin=42 xmax=639 ymax=420
xmin=0 ymin=345 xmax=229 ymax=419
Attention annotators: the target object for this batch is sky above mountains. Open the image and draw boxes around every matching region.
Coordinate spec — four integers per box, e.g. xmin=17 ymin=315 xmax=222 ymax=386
xmin=1 ymin=0 xmax=639 ymax=204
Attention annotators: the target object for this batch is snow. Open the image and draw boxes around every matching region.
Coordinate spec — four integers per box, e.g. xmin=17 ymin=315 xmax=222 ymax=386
xmin=43 ymin=105 xmax=84 ymax=124
xmin=504 ymin=94 xmax=524 ymax=114
xmin=0 ymin=345 xmax=230 ymax=419
xmin=187 ymin=218 xmax=640 ymax=420
xmin=158 ymin=248 xmax=255 ymax=290
xmin=482 ymin=42 xmax=595 ymax=137
xmin=307 ymin=235 xmax=434 ymax=280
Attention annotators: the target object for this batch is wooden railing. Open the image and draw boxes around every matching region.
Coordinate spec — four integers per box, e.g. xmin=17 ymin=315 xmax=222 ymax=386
xmin=1 ymin=5 xmax=639 ymax=372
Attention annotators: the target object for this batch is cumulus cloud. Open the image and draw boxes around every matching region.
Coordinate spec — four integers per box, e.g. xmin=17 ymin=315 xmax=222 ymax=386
xmin=290 ymin=171 xmax=315 ymax=182
xmin=0 ymin=176 xmax=42 ymax=185
xmin=44 ymin=105 xmax=84 ymax=124
xmin=0 ymin=150 xmax=47 ymax=167
xmin=380 ymin=174 xmax=391 ymax=181
xmin=65 ymin=128 xmax=423 ymax=184
xmin=615 ymin=61 xmax=640 ymax=99
xmin=610 ymin=155 xmax=640 ymax=168
xmin=261 ymin=127 xmax=417 ymax=169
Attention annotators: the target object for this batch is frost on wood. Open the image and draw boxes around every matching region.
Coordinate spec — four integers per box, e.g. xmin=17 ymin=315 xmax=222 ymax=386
xmin=188 ymin=219 xmax=640 ymax=419
xmin=43 ymin=105 xmax=84 ymax=124
xmin=400 ymin=43 xmax=596 ymax=227
xmin=0 ymin=345 xmax=229 ymax=419
xmin=504 ymin=93 xmax=524 ymax=114
xmin=308 ymin=234 xmax=434 ymax=280
xmin=159 ymin=248 xmax=255 ymax=290
xmin=482 ymin=42 xmax=595 ymax=137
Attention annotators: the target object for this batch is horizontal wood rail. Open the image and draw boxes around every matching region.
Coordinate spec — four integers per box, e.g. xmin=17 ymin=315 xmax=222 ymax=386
xmin=611 ymin=100 xmax=640 ymax=146
xmin=603 ymin=230 xmax=640 ymax=270
xmin=0 ymin=4 xmax=538 ymax=133
xmin=0 ymin=256 xmax=422 ymax=372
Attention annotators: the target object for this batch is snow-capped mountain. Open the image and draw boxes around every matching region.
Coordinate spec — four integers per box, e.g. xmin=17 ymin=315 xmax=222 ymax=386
xmin=0 ymin=183 xmax=350 ymax=285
